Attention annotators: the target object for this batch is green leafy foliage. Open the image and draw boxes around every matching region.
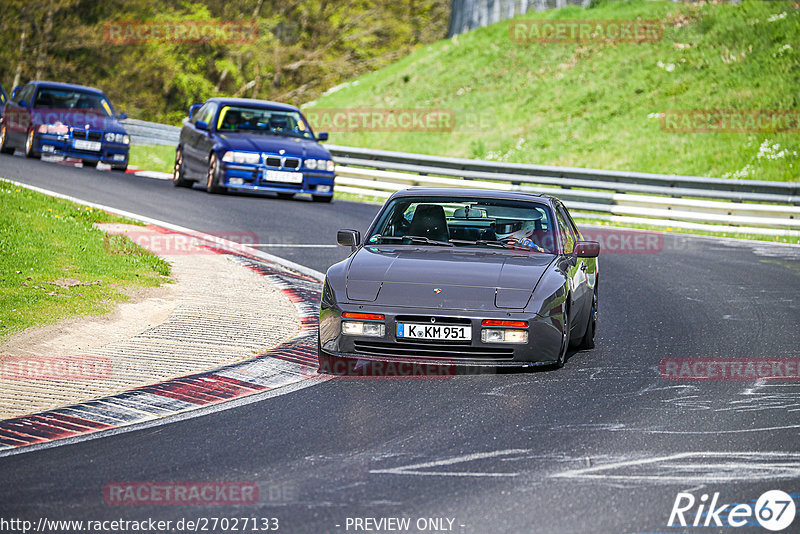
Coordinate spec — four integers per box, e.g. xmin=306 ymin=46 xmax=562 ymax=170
xmin=0 ymin=0 xmax=449 ymax=124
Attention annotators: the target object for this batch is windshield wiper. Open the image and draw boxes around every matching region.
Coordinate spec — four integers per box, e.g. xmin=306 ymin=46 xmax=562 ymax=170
xmin=450 ymin=239 xmax=512 ymax=249
xmin=374 ymin=236 xmax=454 ymax=247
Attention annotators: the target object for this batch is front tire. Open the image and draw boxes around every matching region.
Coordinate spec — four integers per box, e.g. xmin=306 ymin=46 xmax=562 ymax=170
xmin=312 ymin=194 xmax=333 ymax=203
xmin=82 ymin=160 xmax=98 ymax=168
xmin=172 ymin=148 xmax=192 ymax=187
xmin=0 ymin=124 xmax=13 ymax=154
xmin=554 ymin=302 xmax=570 ymax=369
xmin=24 ymin=129 xmax=40 ymax=159
xmin=205 ymin=152 xmax=226 ymax=194
xmin=112 ymin=165 xmax=128 ymax=172
xmin=576 ymin=287 xmax=598 ymax=350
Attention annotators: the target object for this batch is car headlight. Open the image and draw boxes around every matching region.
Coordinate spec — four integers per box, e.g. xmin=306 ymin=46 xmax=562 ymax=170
xmin=341 ymin=312 xmax=386 ymax=337
xmin=222 ymin=151 xmax=260 ymax=164
xmin=104 ymin=133 xmax=129 ymax=144
xmin=305 ymin=158 xmax=334 ymax=171
xmin=37 ymin=123 xmax=69 ymax=135
xmin=480 ymin=319 xmax=529 ymax=344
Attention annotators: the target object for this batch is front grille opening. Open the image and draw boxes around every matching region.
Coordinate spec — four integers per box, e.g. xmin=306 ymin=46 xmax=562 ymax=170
xmin=73 ymin=131 xmax=102 ymax=141
xmin=353 ymin=340 xmax=514 ymax=361
xmin=283 ymin=157 xmax=300 ymax=170
xmin=265 ymin=156 xmax=282 ymax=167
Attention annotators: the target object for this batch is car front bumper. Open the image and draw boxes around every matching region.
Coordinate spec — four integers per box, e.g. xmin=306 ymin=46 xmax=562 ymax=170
xmin=221 ymin=163 xmax=334 ymax=196
xmin=319 ymin=303 xmax=565 ymax=368
xmin=36 ymin=133 xmax=129 ymax=165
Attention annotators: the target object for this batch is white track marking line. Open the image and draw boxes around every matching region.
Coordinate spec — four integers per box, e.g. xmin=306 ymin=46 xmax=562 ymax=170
xmin=370 ymin=449 xmax=529 ymax=477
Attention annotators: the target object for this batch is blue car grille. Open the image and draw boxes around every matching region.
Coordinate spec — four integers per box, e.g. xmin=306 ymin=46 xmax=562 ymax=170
xmin=263 ymin=154 xmax=300 ymax=170
xmin=72 ymin=130 xmax=102 ymax=141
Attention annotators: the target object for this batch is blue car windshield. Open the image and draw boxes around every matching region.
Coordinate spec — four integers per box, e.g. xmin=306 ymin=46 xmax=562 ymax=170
xmin=33 ymin=88 xmax=113 ymax=116
xmin=367 ymin=196 xmax=558 ymax=253
xmin=216 ymin=105 xmax=314 ymax=139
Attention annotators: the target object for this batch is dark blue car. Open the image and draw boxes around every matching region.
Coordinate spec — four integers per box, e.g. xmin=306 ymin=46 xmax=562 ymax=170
xmin=0 ymin=83 xmax=7 ymax=119
xmin=0 ymin=81 xmax=130 ymax=170
xmin=173 ymin=98 xmax=335 ymax=202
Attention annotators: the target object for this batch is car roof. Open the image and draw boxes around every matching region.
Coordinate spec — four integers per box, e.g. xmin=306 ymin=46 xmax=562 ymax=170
xmin=388 ymin=188 xmax=558 ymax=206
xmin=28 ymin=81 xmax=106 ymax=95
xmin=205 ymin=97 xmax=300 ymax=112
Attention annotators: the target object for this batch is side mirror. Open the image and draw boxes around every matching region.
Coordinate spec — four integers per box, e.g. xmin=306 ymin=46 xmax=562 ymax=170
xmin=117 ymin=112 xmax=128 ymax=120
xmin=189 ymin=104 xmax=202 ymax=119
xmin=337 ymin=229 xmax=360 ymax=251
xmin=195 ymin=120 xmax=209 ymax=131
xmin=575 ymin=241 xmax=600 ymax=258
xmin=18 ymin=100 xmax=27 ymax=108
xmin=317 ymin=132 xmax=329 ymax=142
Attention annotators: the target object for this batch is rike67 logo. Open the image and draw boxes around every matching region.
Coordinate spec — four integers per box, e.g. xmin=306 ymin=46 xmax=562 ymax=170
xmin=668 ymin=490 xmax=796 ymax=531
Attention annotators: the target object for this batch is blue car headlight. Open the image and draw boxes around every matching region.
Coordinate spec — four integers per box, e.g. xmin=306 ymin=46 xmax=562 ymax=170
xmin=222 ymin=151 xmax=260 ymax=164
xmin=37 ymin=123 xmax=69 ymax=135
xmin=104 ymin=132 xmax=130 ymax=144
xmin=305 ymin=158 xmax=334 ymax=171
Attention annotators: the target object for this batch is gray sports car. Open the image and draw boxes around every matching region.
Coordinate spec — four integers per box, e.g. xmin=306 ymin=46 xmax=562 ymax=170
xmin=318 ymin=189 xmax=599 ymax=373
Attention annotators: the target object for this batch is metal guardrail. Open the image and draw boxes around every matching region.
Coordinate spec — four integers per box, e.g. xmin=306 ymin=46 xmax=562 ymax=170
xmin=122 ymin=118 xmax=180 ymax=146
xmin=122 ymin=118 xmax=800 ymax=236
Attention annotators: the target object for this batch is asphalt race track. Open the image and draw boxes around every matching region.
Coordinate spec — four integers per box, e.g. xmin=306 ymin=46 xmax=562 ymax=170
xmin=2 ymin=154 xmax=800 ymax=533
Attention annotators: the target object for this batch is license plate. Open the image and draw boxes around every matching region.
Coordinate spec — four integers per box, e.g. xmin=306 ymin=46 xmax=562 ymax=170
xmin=73 ymin=139 xmax=101 ymax=151
xmin=397 ymin=323 xmax=471 ymax=341
xmin=264 ymin=170 xmax=303 ymax=184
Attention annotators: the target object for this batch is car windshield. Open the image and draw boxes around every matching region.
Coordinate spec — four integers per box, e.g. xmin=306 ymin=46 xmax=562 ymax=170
xmin=367 ymin=196 xmax=557 ymax=253
xmin=215 ymin=105 xmax=314 ymax=139
xmin=33 ymin=87 xmax=113 ymax=116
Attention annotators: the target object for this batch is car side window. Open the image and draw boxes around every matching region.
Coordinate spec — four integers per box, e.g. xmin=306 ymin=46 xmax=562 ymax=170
xmin=194 ymin=103 xmax=210 ymax=124
xmin=556 ymin=207 xmax=576 ymax=254
xmin=14 ymin=85 xmax=33 ymax=104
xmin=562 ymin=205 xmax=582 ymax=241
xmin=196 ymin=103 xmax=217 ymax=127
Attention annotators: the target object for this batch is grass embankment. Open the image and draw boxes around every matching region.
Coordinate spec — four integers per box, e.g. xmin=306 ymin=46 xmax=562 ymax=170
xmin=0 ymin=181 xmax=171 ymax=340
xmin=305 ymin=0 xmax=799 ymax=182
xmin=129 ymin=144 xmax=175 ymax=174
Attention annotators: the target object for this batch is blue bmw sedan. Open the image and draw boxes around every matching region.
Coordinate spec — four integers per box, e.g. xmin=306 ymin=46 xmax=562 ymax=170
xmin=173 ymin=98 xmax=335 ymax=202
xmin=0 ymin=81 xmax=130 ymax=170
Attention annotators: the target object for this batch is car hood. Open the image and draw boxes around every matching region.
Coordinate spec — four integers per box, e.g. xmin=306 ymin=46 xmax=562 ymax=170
xmin=30 ymin=110 xmax=126 ymax=133
xmin=345 ymin=247 xmax=556 ymax=311
xmin=216 ymin=133 xmax=329 ymax=158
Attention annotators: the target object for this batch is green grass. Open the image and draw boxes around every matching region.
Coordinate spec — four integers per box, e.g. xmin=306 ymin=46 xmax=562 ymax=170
xmin=305 ymin=0 xmax=800 ymax=182
xmin=129 ymin=144 xmax=175 ymax=174
xmin=0 ymin=181 xmax=171 ymax=340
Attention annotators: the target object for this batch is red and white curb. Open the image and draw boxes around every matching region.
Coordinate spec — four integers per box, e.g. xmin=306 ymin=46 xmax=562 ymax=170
xmin=0 ymin=179 xmax=328 ymax=456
